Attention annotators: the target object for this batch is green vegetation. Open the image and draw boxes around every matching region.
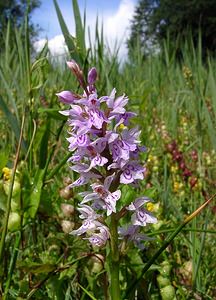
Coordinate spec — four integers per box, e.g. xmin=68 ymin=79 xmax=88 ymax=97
xmin=128 ymin=0 xmax=216 ymax=56
xmin=0 ymin=1 xmax=216 ymax=299
xmin=0 ymin=0 xmax=41 ymax=49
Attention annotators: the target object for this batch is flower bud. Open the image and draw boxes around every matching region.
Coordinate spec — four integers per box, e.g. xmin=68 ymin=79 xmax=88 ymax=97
xmin=56 ymin=91 xmax=80 ymax=104
xmin=191 ymin=150 xmax=198 ymax=161
xmin=183 ymin=168 xmax=192 ymax=178
xmin=61 ymin=220 xmax=75 ymax=233
xmin=179 ymin=161 xmax=186 ymax=170
xmin=172 ymin=150 xmax=183 ymax=162
xmin=61 ymin=203 xmax=74 ymax=217
xmin=67 ymin=60 xmax=86 ymax=90
xmin=211 ymin=205 xmax=216 ymax=214
xmin=189 ymin=177 xmax=198 ymax=188
xmin=87 ymin=67 xmax=97 ymax=84
xmin=166 ymin=141 xmax=176 ymax=152
xmin=67 ymin=60 xmax=81 ymax=75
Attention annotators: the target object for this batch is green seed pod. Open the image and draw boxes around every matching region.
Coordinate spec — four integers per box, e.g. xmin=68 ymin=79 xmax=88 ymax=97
xmin=90 ymin=254 xmax=104 ymax=273
xmin=11 ymin=199 xmax=20 ymax=212
xmin=3 ymin=180 xmax=21 ymax=198
xmin=153 ymin=165 xmax=159 ymax=172
xmin=8 ymin=212 xmax=21 ymax=231
xmin=160 ymin=285 xmax=176 ymax=300
xmin=157 ymin=275 xmax=170 ymax=288
xmin=160 ymin=261 xmax=172 ymax=276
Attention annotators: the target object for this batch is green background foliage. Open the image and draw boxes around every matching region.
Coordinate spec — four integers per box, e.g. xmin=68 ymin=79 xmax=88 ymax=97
xmin=128 ymin=0 xmax=216 ymax=57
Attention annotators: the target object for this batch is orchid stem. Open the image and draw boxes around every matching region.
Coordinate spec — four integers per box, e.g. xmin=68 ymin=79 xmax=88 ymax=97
xmin=110 ymin=213 xmax=120 ymax=300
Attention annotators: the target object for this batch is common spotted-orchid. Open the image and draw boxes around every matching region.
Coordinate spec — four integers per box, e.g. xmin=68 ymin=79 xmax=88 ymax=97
xmin=57 ymin=60 xmax=157 ymax=249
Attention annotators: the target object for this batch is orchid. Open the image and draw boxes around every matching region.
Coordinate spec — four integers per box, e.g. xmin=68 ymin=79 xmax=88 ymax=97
xmin=57 ymin=60 xmax=157 ymax=249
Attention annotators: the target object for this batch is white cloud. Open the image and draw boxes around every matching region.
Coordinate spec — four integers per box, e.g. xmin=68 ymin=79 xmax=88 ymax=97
xmin=34 ymin=34 xmax=67 ymax=57
xmin=87 ymin=0 xmax=135 ymax=60
xmin=34 ymin=0 xmax=136 ymax=61
xmin=104 ymin=0 xmax=135 ymax=45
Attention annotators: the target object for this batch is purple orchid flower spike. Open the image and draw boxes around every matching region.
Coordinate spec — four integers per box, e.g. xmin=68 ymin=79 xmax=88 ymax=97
xmin=57 ymin=62 xmax=157 ymax=248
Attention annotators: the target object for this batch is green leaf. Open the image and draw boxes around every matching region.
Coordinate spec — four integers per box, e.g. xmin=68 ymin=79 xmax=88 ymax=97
xmin=203 ymin=101 xmax=216 ymax=149
xmin=18 ymin=262 xmax=56 ymax=274
xmin=27 ymin=168 xmax=45 ymax=218
xmin=0 ymin=151 xmax=9 ymax=175
xmin=77 ymin=283 xmax=97 ymax=300
xmin=127 ymin=248 xmax=144 ymax=277
xmin=36 ymin=41 xmax=49 ymax=60
xmin=0 ymin=95 xmax=27 ymax=151
xmin=0 ymin=181 xmax=7 ymax=212
xmin=39 ymin=120 xmax=50 ymax=169
xmin=37 ymin=107 xmax=66 ymax=120
xmin=53 ymin=0 xmax=80 ymax=63
xmin=72 ymin=0 xmax=86 ymax=57
xmin=0 ymin=68 xmax=19 ymax=119
xmin=5 ymin=19 xmax=11 ymax=65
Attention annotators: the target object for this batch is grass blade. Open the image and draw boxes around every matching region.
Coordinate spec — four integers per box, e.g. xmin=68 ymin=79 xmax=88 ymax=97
xmin=72 ymin=0 xmax=86 ymax=57
xmin=77 ymin=283 xmax=97 ymax=300
xmin=125 ymin=193 xmax=216 ymax=298
xmin=53 ymin=0 xmax=79 ymax=62
xmin=0 ymin=95 xmax=27 ymax=151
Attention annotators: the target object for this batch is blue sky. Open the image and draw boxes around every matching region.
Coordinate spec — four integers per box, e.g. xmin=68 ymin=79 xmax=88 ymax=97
xmin=32 ymin=0 xmax=137 ymax=39
xmin=33 ymin=0 xmax=138 ymax=59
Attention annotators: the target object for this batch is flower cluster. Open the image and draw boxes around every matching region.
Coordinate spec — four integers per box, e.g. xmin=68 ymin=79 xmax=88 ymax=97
xmin=57 ymin=60 xmax=157 ymax=247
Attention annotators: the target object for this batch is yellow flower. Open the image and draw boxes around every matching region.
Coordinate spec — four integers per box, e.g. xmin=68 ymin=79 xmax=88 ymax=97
xmin=148 ymin=154 xmax=158 ymax=164
xmin=147 ymin=154 xmax=154 ymax=163
xmin=173 ymin=181 xmax=180 ymax=193
xmin=147 ymin=202 xmax=160 ymax=213
xmin=147 ymin=202 xmax=154 ymax=212
xmin=2 ymin=167 xmax=12 ymax=181
xmin=119 ymin=124 xmax=127 ymax=131
xmin=171 ymin=165 xmax=178 ymax=174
